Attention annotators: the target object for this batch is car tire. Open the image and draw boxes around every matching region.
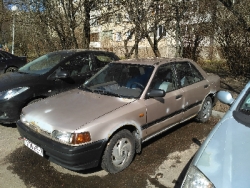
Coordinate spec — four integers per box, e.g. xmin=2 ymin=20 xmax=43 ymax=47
xmin=5 ymin=66 xmax=18 ymax=73
xmin=196 ymin=96 xmax=212 ymax=123
xmin=101 ymin=129 xmax=135 ymax=174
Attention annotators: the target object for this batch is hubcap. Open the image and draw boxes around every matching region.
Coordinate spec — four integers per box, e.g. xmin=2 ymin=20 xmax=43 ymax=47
xmin=6 ymin=67 xmax=17 ymax=72
xmin=111 ymin=138 xmax=132 ymax=167
xmin=202 ymin=100 xmax=212 ymax=119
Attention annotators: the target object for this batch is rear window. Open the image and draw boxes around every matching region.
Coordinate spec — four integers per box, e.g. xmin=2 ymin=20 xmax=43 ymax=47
xmin=94 ymin=54 xmax=118 ymax=68
xmin=96 ymin=55 xmax=114 ymax=62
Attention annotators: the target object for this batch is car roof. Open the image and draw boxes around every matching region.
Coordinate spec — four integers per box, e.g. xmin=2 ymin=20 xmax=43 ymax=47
xmin=116 ymin=57 xmax=194 ymax=66
xmin=45 ymin=49 xmax=118 ymax=59
xmin=49 ymin=49 xmax=116 ymax=54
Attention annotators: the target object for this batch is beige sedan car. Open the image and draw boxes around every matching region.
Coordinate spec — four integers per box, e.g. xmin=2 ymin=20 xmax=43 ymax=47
xmin=17 ymin=58 xmax=220 ymax=173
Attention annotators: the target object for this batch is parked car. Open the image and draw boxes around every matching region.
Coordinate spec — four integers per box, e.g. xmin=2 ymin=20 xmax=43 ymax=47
xmin=17 ymin=58 xmax=220 ymax=173
xmin=0 ymin=50 xmax=27 ymax=73
xmin=181 ymin=83 xmax=250 ymax=188
xmin=0 ymin=49 xmax=119 ymax=124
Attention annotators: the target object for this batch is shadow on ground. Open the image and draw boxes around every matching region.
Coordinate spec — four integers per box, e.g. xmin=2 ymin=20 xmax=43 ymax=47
xmin=6 ymin=117 xmax=218 ymax=188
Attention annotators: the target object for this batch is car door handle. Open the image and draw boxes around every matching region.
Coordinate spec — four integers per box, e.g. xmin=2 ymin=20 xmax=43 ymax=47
xmin=176 ymin=95 xmax=182 ymax=99
xmin=204 ymin=84 xmax=209 ymax=88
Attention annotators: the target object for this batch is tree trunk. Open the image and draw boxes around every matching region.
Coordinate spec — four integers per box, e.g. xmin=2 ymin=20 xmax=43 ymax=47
xmin=82 ymin=0 xmax=91 ymax=49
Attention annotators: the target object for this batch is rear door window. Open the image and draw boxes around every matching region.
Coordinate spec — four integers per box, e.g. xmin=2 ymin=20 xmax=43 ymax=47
xmin=174 ymin=61 xmax=204 ymax=88
xmin=61 ymin=54 xmax=92 ymax=77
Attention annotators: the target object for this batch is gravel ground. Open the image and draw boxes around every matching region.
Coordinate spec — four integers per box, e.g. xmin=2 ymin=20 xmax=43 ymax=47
xmin=0 ymin=116 xmax=221 ymax=188
xmin=0 ymin=124 xmax=25 ymax=187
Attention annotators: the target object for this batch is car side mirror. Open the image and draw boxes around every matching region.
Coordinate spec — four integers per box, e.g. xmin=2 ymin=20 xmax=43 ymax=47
xmin=147 ymin=89 xmax=165 ymax=98
xmin=55 ymin=70 xmax=70 ymax=79
xmin=217 ymin=90 xmax=234 ymax=106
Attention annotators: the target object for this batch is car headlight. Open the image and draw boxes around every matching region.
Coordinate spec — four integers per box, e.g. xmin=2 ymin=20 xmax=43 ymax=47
xmin=52 ymin=130 xmax=91 ymax=145
xmin=182 ymin=165 xmax=214 ymax=188
xmin=0 ymin=87 xmax=29 ymax=100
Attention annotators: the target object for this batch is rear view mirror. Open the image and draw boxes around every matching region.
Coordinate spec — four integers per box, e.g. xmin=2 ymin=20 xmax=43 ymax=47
xmin=147 ymin=89 xmax=165 ymax=98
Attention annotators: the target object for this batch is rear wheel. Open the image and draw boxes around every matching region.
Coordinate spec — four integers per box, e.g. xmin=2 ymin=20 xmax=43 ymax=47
xmin=101 ymin=129 xmax=135 ymax=174
xmin=196 ymin=96 xmax=212 ymax=123
xmin=5 ymin=66 xmax=18 ymax=73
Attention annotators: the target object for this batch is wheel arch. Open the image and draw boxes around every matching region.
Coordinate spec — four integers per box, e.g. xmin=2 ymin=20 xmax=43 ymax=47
xmin=195 ymin=94 xmax=213 ymax=123
xmin=207 ymin=92 xmax=217 ymax=106
xmin=106 ymin=124 xmax=142 ymax=154
xmin=4 ymin=65 xmax=18 ymax=72
xmin=24 ymin=96 xmax=46 ymax=107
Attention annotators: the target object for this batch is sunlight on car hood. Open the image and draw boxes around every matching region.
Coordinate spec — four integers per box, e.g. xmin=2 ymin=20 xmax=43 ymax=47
xmin=21 ymin=89 xmax=136 ymax=133
xmin=196 ymin=117 xmax=250 ymax=188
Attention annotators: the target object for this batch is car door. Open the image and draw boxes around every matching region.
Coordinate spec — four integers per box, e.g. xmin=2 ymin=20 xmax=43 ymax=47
xmin=174 ymin=61 xmax=210 ymax=122
xmin=143 ymin=63 xmax=185 ymax=138
xmin=45 ymin=52 xmax=94 ymax=94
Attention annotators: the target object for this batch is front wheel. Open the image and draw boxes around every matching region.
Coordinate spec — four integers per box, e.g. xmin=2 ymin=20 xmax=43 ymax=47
xmin=195 ymin=96 xmax=212 ymax=123
xmin=5 ymin=66 xmax=18 ymax=73
xmin=101 ymin=129 xmax=135 ymax=174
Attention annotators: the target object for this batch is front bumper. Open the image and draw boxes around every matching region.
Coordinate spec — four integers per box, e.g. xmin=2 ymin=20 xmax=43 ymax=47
xmin=0 ymin=99 xmax=25 ymax=123
xmin=16 ymin=120 xmax=107 ymax=171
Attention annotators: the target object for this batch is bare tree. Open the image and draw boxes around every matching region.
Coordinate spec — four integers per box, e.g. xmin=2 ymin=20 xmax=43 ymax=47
xmin=0 ymin=0 xmax=4 ymax=43
xmin=82 ymin=0 xmax=97 ymax=49
xmin=181 ymin=0 xmax=217 ymax=61
xmin=98 ymin=0 xmax=170 ymax=58
xmin=35 ymin=0 xmax=85 ymax=49
xmin=218 ymin=0 xmax=250 ymax=32
xmin=215 ymin=0 xmax=250 ymax=76
xmin=0 ymin=0 xmax=11 ymax=49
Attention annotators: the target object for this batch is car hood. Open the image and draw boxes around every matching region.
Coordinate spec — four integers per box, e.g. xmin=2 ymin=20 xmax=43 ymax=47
xmin=0 ymin=72 xmax=38 ymax=91
xmin=195 ymin=116 xmax=250 ymax=188
xmin=21 ymin=89 xmax=136 ymax=133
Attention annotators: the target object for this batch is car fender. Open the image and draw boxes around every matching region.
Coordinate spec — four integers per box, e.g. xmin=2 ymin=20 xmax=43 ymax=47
xmin=81 ymin=100 xmax=146 ymax=145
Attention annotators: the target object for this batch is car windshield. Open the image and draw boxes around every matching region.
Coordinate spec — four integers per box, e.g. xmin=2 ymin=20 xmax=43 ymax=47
xmin=81 ymin=63 xmax=154 ymax=98
xmin=18 ymin=52 xmax=73 ymax=75
xmin=238 ymin=91 xmax=250 ymax=115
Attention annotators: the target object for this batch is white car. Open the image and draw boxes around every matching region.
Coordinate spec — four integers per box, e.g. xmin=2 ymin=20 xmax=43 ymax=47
xmin=182 ymin=82 xmax=250 ymax=187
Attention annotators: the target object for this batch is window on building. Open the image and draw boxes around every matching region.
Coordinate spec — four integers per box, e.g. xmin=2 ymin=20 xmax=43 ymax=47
xmin=102 ymin=30 xmax=113 ymax=40
xmin=90 ymin=33 xmax=99 ymax=42
xmin=126 ymin=31 xmax=133 ymax=40
xmin=116 ymin=13 xmax=122 ymax=23
xmin=157 ymin=25 xmax=166 ymax=38
xmin=116 ymin=32 xmax=122 ymax=41
xmin=103 ymin=0 xmax=113 ymax=5
xmin=124 ymin=13 xmax=131 ymax=21
xmin=90 ymin=18 xmax=99 ymax=26
xmin=114 ymin=0 xmax=120 ymax=5
xmin=108 ymin=16 xmax=114 ymax=23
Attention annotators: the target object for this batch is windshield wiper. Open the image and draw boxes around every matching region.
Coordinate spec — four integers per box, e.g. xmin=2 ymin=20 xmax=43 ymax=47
xmin=80 ymin=85 xmax=92 ymax=92
xmin=93 ymin=89 xmax=120 ymax=97
xmin=104 ymin=90 xmax=121 ymax=97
